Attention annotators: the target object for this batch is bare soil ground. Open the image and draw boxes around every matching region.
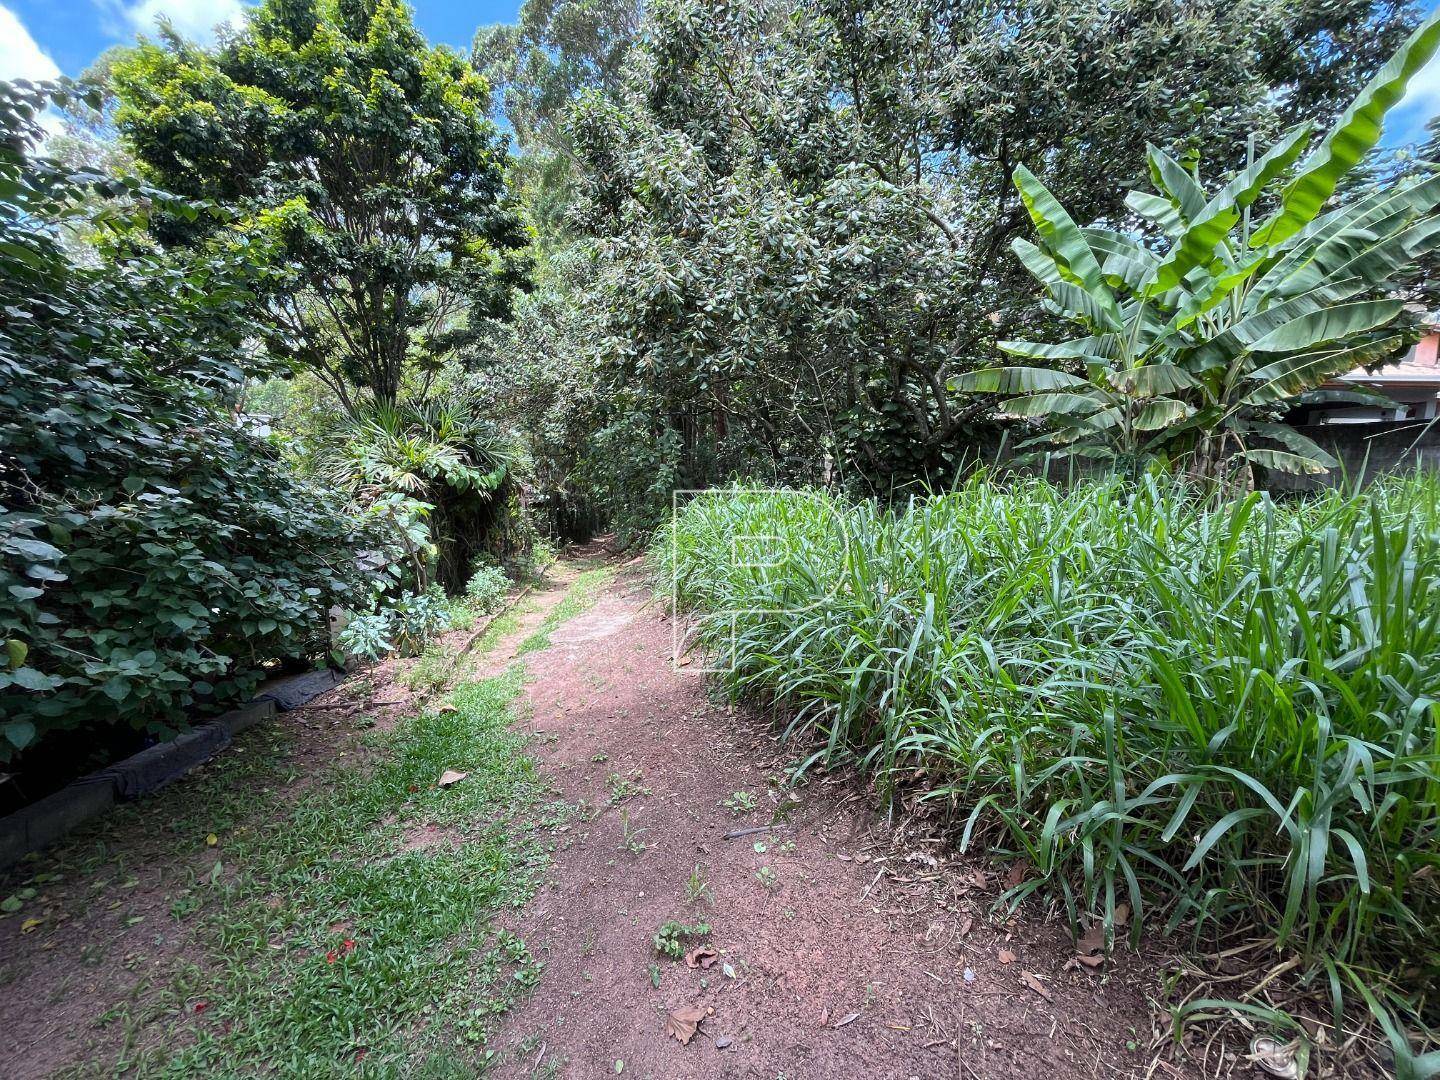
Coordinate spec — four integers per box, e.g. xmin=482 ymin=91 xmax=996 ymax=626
xmin=0 ymin=550 xmax=1186 ymax=1079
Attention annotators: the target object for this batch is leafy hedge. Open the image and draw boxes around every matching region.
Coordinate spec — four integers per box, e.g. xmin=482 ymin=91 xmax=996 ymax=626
xmin=0 ymin=84 xmax=388 ymax=761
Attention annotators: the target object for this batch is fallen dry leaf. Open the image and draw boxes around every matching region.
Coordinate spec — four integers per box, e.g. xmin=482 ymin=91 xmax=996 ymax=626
xmin=684 ymin=945 xmax=718 ymax=970
xmin=833 ymin=1011 xmax=861 ymax=1028
xmin=997 ymin=948 xmax=1017 ymax=965
xmin=1063 ymin=953 xmax=1105 ymax=973
xmin=958 ymin=915 xmax=974 ymax=937
xmin=1004 ymin=862 xmax=1028 ymax=889
xmin=664 ymin=1004 xmax=707 ymax=1045
xmin=437 ymin=769 xmax=468 ymax=788
xmin=435 ymin=703 xmax=459 ymax=715
xmin=1021 ymin=970 xmax=1052 ymax=1001
xmin=1076 ymin=922 xmax=1105 ymax=955
xmin=818 ymin=1006 xmax=830 ymax=1027
xmin=20 ymin=917 xmax=43 ymax=934
xmin=1113 ymin=903 xmax=1131 ymax=928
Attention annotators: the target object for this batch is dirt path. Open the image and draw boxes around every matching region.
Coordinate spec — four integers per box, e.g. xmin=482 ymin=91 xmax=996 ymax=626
xmin=491 ymin=559 xmax=1170 ymax=1080
xmin=0 ymin=551 xmax=1174 ymax=1078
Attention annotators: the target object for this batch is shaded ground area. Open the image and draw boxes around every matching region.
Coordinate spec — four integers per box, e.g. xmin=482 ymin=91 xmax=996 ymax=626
xmin=490 ymin=563 xmax=1176 ymax=1080
xmin=0 ymin=550 xmax=1181 ymax=1078
xmin=0 ymin=561 xmax=591 ymax=1079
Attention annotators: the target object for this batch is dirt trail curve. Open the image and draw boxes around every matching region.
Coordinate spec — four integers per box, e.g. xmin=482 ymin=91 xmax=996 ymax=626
xmin=492 ymin=554 xmax=1168 ymax=1080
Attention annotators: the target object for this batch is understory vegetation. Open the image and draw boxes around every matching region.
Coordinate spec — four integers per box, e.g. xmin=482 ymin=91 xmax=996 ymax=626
xmin=662 ymin=475 xmax=1440 ymax=1070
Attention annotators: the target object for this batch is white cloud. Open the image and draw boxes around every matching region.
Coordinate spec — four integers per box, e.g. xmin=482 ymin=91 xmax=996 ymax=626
xmin=1390 ymin=52 xmax=1440 ymax=144
xmin=120 ymin=0 xmax=248 ymax=43
xmin=1399 ymin=52 xmax=1440 ymax=114
xmin=0 ymin=4 xmax=62 ymax=83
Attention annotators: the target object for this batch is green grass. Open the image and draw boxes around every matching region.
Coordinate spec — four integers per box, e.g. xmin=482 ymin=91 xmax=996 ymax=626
xmin=0 ymin=559 xmax=615 ymax=1077
xmin=515 ymin=567 xmax=615 ymax=655
xmin=37 ymin=667 xmax=564 ymax=1078
xmin=659 ymin=474 xmax=1440 ymax=1071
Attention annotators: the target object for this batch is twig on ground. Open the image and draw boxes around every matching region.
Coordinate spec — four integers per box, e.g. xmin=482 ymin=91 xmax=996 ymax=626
xmin=722 ymin=823 xmax=788 ymax=840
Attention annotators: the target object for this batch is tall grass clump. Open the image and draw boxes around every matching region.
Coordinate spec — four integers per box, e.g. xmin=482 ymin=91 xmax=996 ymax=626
xmin=658 ymin=475 xmax=1440 ymax=1067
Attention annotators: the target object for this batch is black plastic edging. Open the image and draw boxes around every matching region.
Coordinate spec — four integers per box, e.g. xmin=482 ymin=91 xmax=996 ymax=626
xmin=0 ymin=699 xmax=278 ymax=872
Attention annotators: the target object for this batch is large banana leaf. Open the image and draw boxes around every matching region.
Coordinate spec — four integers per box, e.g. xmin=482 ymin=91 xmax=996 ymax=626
xmin=1011 ymin=164 xmax=1108 ymax=296
xmin=1085 ymin=227 xmax=1160 ymax=291
xmin=1242 ymin=422 xmax=1339 ymax=468
xmin=1146 ymin=126 xmax=1313 ymax=294
xmin=1011 ymin=236 xmax=1064 ymax=289
xmin=1000 ymin=392 xmax=1107 ymax=417
xmin=1108 ymin=364 xmax=1199 ymax=397
xmin=1048 ymin=280 xmax=1123 ymax=331
xmin=1187 ymin=281 xmax=1367 ymax=369
xmin=1286 ymin=217 xmax=1440 ymax=296
xmin=1237 ymin=448 xmax=1333 ymax=475
xmin=1126 ymin=190 xmax=1184 ymax=237
xmin=1246 ymin=334 xmax=1407 ymax=400
xmin=999 ymin=335 xmax=1122 ymax=361
xmin=1146 ymin=145 xmax=1208 ymax=221
xmin=1251 ymin=11 xmax=1440 ymax=247
xmin=1247 ymin=300 xmax=1404 ymax=353
xmin=951 ymin=367 xmax=1090 ymax=393
xmin=1252 ymin=175 xmax=1440 ymax=300
xmin=1133 ymin=398 xmax=1195 ymax=430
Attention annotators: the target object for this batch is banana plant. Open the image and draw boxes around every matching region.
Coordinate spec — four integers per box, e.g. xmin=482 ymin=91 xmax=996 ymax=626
xmin=954 ymin=12 xmax=1440 ymax=481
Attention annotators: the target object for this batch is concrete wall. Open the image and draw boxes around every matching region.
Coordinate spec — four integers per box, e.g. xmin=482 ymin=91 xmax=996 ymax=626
xmin=1264 ymin=420 xmax=1440 ymax=492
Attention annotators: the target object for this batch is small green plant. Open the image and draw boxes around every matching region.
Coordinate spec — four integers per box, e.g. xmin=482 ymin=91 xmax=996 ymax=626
xmin=684 ymin=865 xmax=714 ymax=906
xmin=755 ymin=866 xmax=779 ymax=891
xmin=464 ymin=562 xmax=510 ymax=613
xmin=652 ymin=919 xmax=711 ymax=961
xmin=722 ymin=790 xmax=757 ymax=816
xmin=618 ymin=808 xmax=647 ymax=855
xmin=521 ymin=539 xmax=558 ymax=581
xmin=607 ymin=770 xmax=648 ymax=804
xmin=390 ymin=585 xmax=452 ymax=654
xmin=336 ymin=611 xmax=393 ymax=662
xmin=402 ymin=643 xmax=467 ymax=695
xmin=591 ymin=751 xmax=608 ymax=763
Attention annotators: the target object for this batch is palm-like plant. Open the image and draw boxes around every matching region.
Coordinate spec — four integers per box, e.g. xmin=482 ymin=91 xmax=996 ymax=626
xmin=314 ymin=392 xmax=518 ymax=589
xmin=325 ymin=398 xmax=512 ymax=504
xmin=955 ymin=13 xmax=1440 ymax=481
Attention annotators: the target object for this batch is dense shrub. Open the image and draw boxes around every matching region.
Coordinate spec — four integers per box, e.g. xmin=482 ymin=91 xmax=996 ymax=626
xmin=0 ymin=84 xmax=387 ymax=762
xmin=661 ymin=475 xmax=1440 ymax=1066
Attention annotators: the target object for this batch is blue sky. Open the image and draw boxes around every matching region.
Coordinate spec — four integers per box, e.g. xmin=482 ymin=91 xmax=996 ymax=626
xmin=1 ymin=0 xmax=1439 ymax=145
xmin=0 ymin=0 xmax=521 ymax=80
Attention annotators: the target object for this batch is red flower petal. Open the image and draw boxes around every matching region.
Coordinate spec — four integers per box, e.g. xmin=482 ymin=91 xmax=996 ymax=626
xmin=193 ymin=1001 xmax=209 ymax=1013
xmin=326 ymin=950 xmax=338 ymax=963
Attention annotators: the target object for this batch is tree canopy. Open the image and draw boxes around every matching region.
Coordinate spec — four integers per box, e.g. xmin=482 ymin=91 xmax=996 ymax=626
xmin=110 ymin=0 xmax=528 ymax=411
xmin=495 ymin=0 xmax=1422 ymax=514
